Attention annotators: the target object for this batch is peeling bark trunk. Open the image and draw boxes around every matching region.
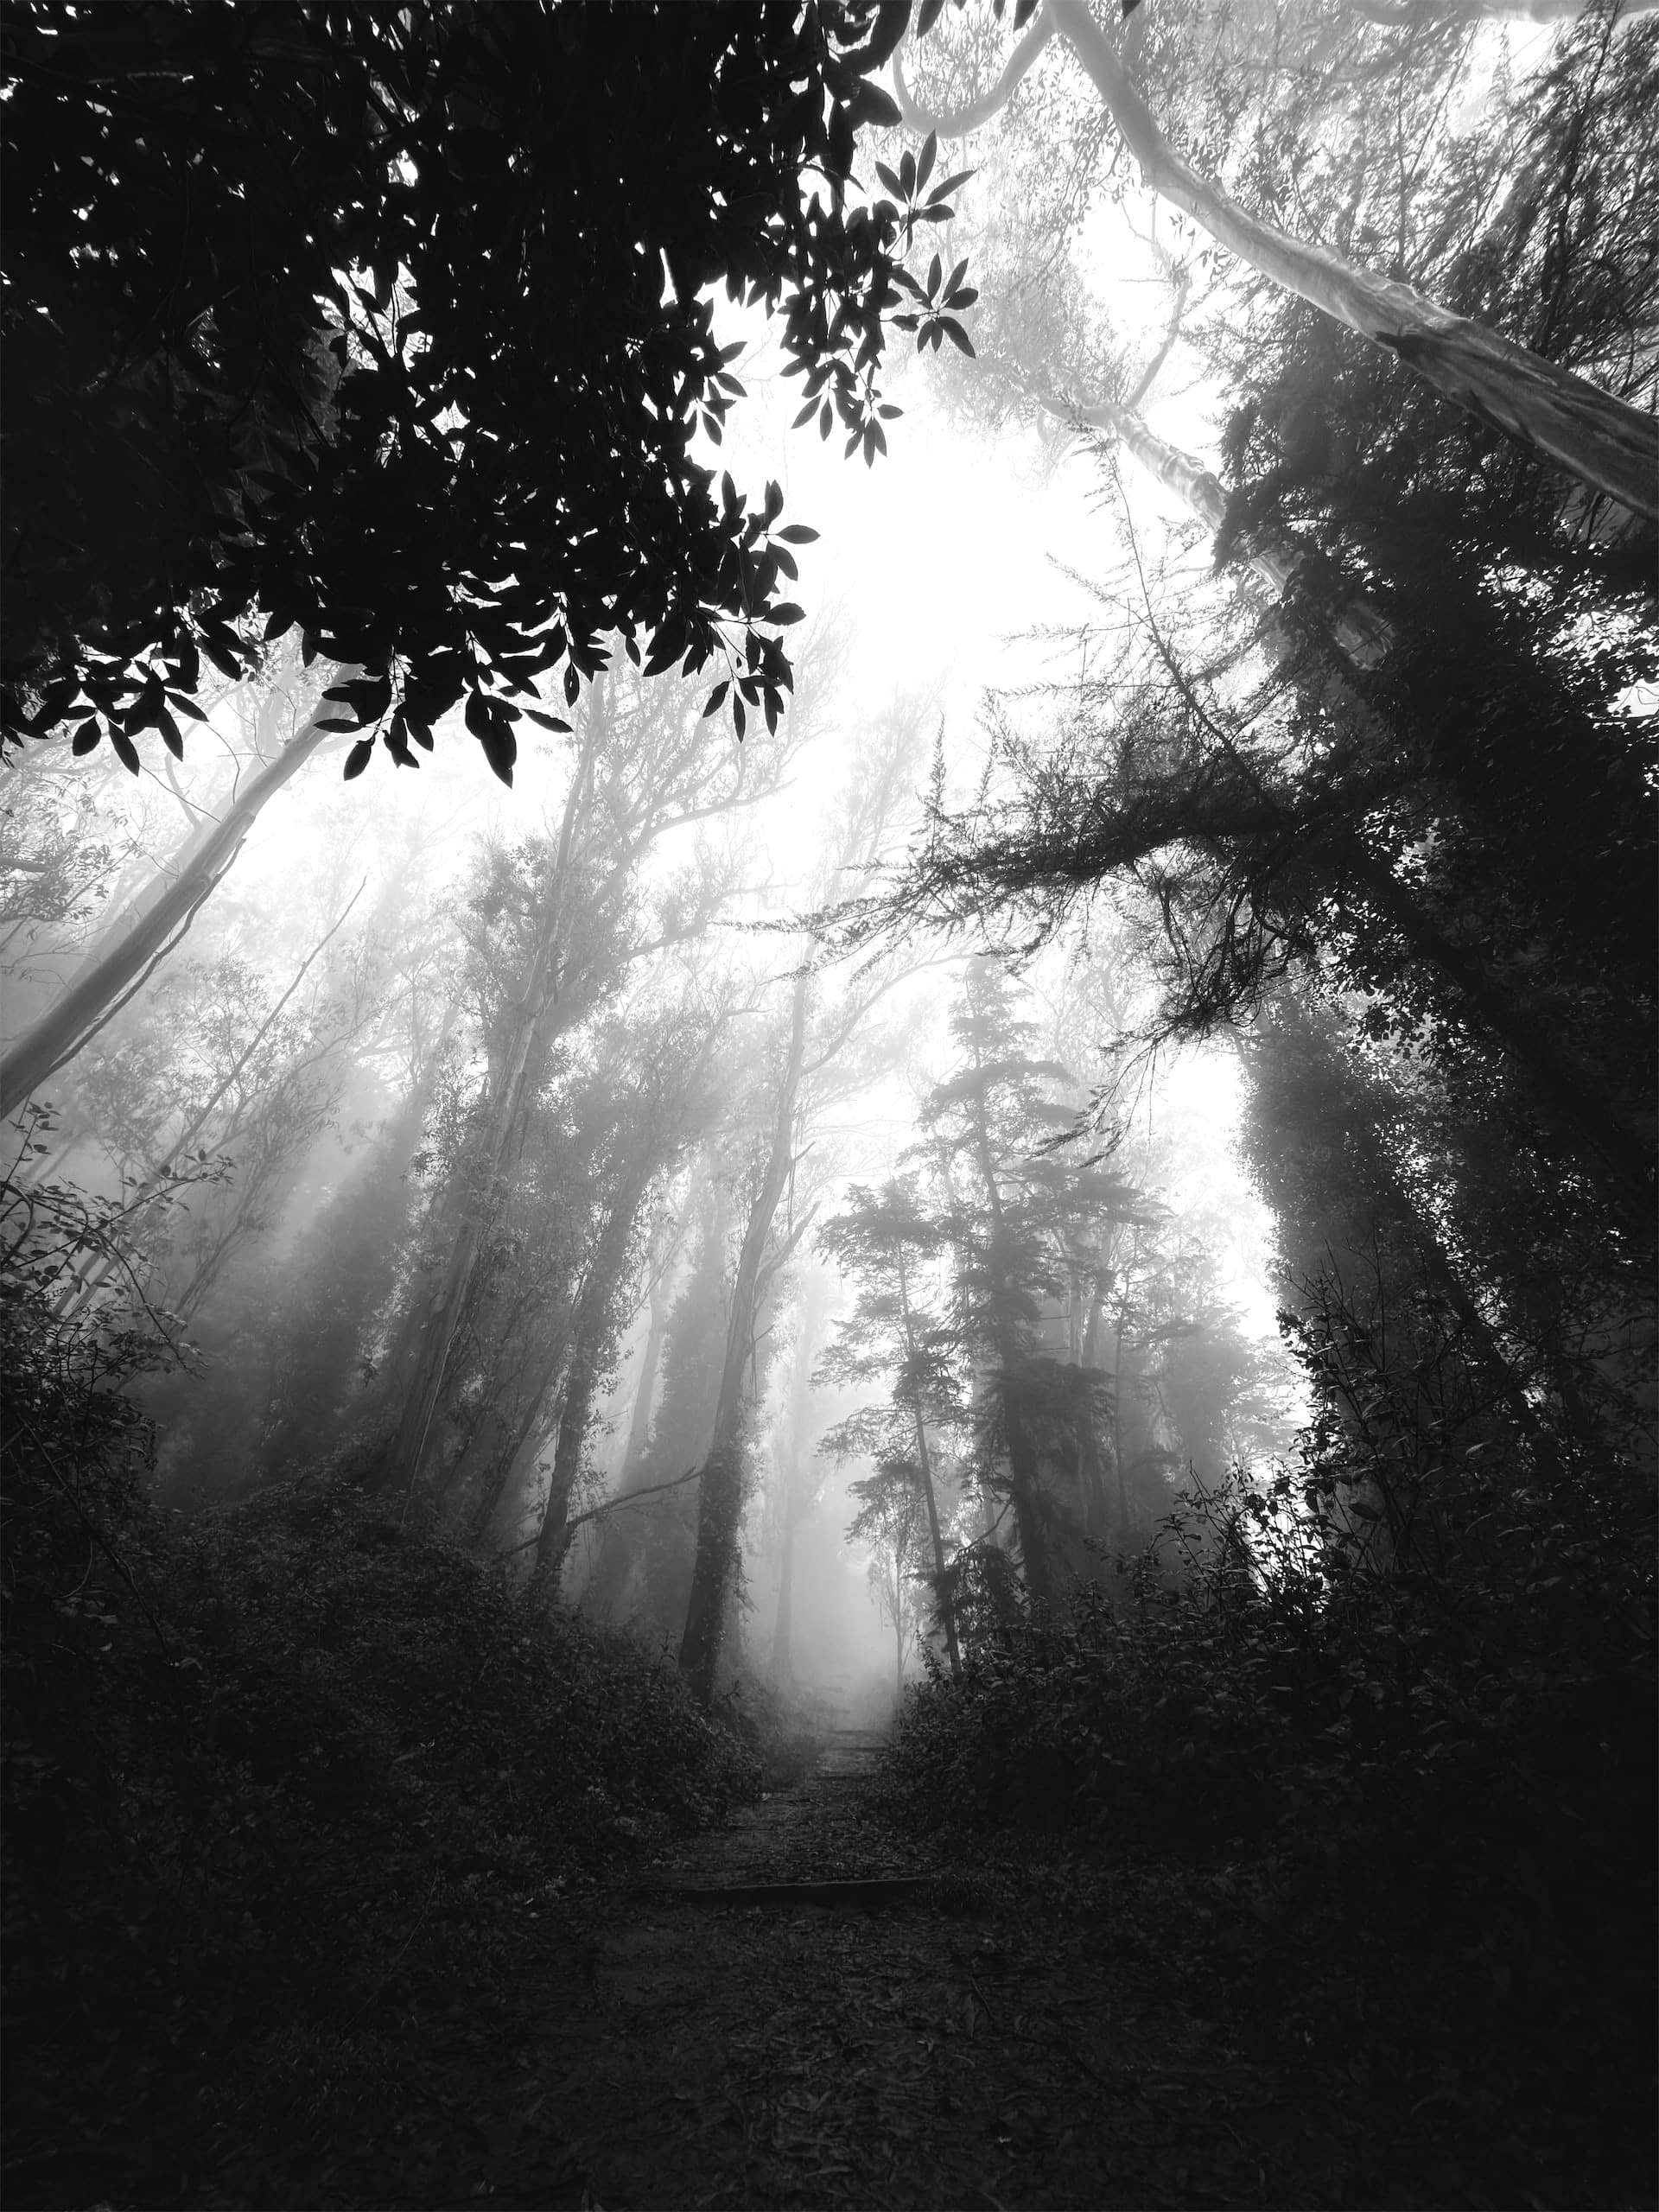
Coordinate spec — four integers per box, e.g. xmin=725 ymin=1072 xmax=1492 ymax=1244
xmin=1048 ymin=0 xmax=1657 ymax=521
xmin=1356 ymin=0 xmax=1656 ymax=23
xmin=897 ymin=5 xmax=1657 ymax=521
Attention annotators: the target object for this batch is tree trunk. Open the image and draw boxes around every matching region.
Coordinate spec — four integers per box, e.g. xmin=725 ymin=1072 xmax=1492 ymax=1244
xmin=1065 ymin=397 xmax=1395 ymax=667
xmin=898 ymin=5 xmax=1657 ymax=520
xmin=772 ymin=1514 xmax=798 ymax=1686
xmin=1357 ymin=0 xmax=1656 ymax=24
xmin=964 ymin=1083 xmax=1055 ymax=1605
xmin=527 ymin=1170 xmax=653 ymax=1598
xmin=0 ymin=683 xmax=351 ymax=1120
xmin=895 ymin=1241 xmax=962 ymax=1674
xmin=378 ymin=704 xmax=602 ymax=1509
xmin=1330 ymin=825 xmax=1654 ymax=1199
xmin=679 ymin=966 xmax=811 ymax=1705
xmin=620 ymin=1230 xmax=677 ymax=1476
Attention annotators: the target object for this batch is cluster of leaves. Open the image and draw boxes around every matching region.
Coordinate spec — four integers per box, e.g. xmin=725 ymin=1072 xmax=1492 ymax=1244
xmin=2 ymin=1156 xmax=760 ymax=2205
xmin=3 ymin=0 xmax=972 ymax=779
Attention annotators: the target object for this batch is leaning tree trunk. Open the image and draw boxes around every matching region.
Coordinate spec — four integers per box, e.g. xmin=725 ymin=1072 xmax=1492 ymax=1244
xmin=1061 ymin=396 xmax=1395 ymax=667
xmin=1355 ymin=0 xmax=1657 ymax=24
xmin=0 ymin=679 xmax=352 ymax=1120
xmin=678 ymin=967 xmax=811 ymax=1707
xmin=896 ymin=4 xmax=1658 ymax=521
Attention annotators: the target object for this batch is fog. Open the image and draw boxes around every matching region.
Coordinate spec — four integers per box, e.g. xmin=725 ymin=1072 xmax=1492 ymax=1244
xmin=1 ymin=374 xmax=1303 ymax=1711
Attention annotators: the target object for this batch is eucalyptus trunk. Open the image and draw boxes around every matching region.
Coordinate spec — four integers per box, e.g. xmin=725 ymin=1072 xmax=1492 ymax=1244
xmin=897 ymin=3 xmax=1657 ymax=520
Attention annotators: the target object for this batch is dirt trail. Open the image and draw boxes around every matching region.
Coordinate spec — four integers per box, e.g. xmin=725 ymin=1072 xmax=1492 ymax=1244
xmin=452 ymin=1730 xmax=1308 ymax=2212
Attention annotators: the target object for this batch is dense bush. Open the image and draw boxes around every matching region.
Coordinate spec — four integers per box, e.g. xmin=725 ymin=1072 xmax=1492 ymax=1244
xmin=2 ymin=1161 xmax=760 ymax=2204
xmin=883 ymin=1459 xmax=1656 ymax=2187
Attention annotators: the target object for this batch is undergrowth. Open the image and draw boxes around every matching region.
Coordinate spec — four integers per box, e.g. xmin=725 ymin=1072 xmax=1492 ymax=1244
xmin=2 ymin=1161 xmax=760 ymax=2208
xmin=881 ymin=1464 xmax=1656 ymax=2209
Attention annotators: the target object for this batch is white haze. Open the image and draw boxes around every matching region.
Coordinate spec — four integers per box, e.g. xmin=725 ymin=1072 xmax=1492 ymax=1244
xmin=3 ymin=216 xmax=1306 ymax=1715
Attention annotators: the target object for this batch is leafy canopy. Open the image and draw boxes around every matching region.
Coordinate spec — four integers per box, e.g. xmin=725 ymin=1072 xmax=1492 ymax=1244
xmin=2 ymin=0 xmax=970 ymax=779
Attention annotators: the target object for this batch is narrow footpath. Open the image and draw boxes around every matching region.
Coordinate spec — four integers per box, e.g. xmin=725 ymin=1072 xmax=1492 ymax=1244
xmin=430 ymin=1729 xmax=1372 ymax=2212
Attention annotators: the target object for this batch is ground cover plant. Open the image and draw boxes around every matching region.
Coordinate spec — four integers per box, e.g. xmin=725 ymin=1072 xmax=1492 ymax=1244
xmin=1 ymin=1160 xmax=767 ymax=2209
xmin=880 ymin=1442 xmax=1657 ymax=2210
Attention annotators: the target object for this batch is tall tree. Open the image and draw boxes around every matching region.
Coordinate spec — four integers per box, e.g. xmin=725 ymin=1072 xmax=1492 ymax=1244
xmin=921 ymin=957 xmax=1074 ymax=1604
xmin=817 ymin=1179 xmax=966 ymax=1672
xmin=893 ymin=0 xmax=1656 ymax=517
xmin=377 ymin=658 xmax=793 ymax=1509
xmin=678 ymin=962 xmax=816 ymax=1704
xmin=677 ymin=702 xmax=936 ymax=1700
xmin=521 ymin=985 xmax=740 ymax=1590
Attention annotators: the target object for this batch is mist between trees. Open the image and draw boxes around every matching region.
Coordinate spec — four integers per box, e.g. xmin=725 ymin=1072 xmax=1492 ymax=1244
xmin=2 ymin=3 xmax=1653 ymax=2207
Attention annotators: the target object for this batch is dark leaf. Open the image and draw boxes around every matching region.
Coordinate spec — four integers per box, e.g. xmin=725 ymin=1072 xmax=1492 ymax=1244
xmin=928 ymin=169 xmax=975 ymax=205
xmin=849 ymin=80 xmax=903 ymax=131
xmin=343 ymin=738 xmax=376 ymax=779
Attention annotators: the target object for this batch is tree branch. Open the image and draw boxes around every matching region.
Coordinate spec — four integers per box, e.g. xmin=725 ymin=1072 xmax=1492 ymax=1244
xmin=892 ymin=6 xmax=1057 ymax=137
xmin=496 ymin=1465 xmax=703 ymax=1558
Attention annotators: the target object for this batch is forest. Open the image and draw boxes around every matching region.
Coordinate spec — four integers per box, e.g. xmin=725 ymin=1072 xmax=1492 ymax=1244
xmin=1 ymin=2 xmax=1653 ymax=2208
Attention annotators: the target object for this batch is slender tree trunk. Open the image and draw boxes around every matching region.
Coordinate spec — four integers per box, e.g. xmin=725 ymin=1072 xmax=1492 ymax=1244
xmin=1 ymin=684 xmax=351 ymax=1119
xmin=528 ymin=1169 xmax=653 ymax=1597
xmin=897 ymin=4 xmax=1658 ymax=519
xmin=1064 ymin=397 xmax=1395 ymax=666
xmin=963 ymin=1083 xmax=1055 ymax=1605
xmin=679 ymin=967 xmax=811 ymax=1705
xmin=620 ymin=1232 xmax=677 ymax=1477
xmin=772 ymin=1514 xmax=798 ymax=1685
xmin=895 ymin=1241 xmax=962 ymax=1674
xmin=1074 ymin=1276 xmax=1112 ymax=1537
xmin=1110 ymin=1314 xmax=1131 ymax=1539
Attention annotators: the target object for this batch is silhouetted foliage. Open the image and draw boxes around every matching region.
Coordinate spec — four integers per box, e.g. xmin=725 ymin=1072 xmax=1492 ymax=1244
xmin=3 ymin=0 xmax=967 ymax=773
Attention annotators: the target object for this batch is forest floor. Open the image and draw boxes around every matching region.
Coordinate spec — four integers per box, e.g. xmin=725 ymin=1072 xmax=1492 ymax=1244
xmin=199 ymin=1720 xmax=1648 ymax=2212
